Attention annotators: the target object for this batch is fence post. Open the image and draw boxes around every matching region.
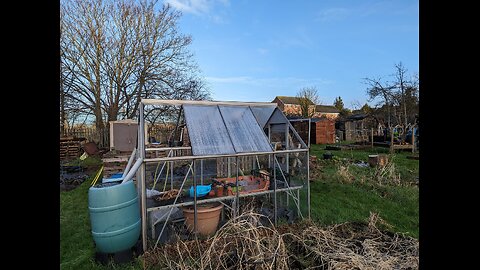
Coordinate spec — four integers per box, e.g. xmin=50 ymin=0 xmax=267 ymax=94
xmin=371 ymin=128 xmax=374 ymax=148
xmin=412 ymin=127 xmax=415 ymax=153
xmin=390 ymin=127 xmax=394 ymax=153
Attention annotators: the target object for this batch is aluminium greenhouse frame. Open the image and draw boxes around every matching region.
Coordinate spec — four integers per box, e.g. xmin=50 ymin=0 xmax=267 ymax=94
xmin=135 ymin=99 xmax=311 ymax=251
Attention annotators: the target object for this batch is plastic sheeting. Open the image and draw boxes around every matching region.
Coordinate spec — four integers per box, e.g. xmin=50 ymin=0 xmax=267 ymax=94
xmin=218 ymin=106 xmax=273 ymax=153
xmin=183 ymin=105 xmax=273 ymax=156
xmin=250 ymin=106 xmax=276 ymax=128
xmin=266 ymin=107 xmax=289 ymax=124
xmin=183 ymin=105 xmax=235 ymax=156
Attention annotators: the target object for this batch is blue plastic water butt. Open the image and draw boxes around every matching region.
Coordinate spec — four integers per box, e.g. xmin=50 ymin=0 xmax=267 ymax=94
xmin=88 ymin=181 xmax=141 ymax=253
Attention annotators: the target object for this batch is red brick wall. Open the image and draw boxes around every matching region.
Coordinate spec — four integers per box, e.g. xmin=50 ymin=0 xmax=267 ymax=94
xmin=315 ymin=119 xmax=335 ymax=144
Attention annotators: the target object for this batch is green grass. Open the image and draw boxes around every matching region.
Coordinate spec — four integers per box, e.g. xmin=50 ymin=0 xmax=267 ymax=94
xmin=60 ymin=174 xmax=142 ymax=269
xmin=310 ymin=181 xmax=418 ymax=237
xmin=61 ymin=144 xmax=418 ymax=268
xmin=310 ymin=143 xmax=418 ymax=183
xmin=309 ymin=143 xmax=419 ymax=238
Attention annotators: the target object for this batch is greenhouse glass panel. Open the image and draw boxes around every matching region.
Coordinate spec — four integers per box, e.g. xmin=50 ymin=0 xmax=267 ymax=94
xmin=250 ymin=106 xmax=276 ymax=128
xmin=218 ymin=106 xmax=273 ymax=153
xmin=183 ymin=105 xmax=235 ymax=156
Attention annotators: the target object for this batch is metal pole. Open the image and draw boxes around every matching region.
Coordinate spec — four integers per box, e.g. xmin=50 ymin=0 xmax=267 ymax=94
xmin=154 ymin=162 xmax=193 ymax=249
xmin=286 ymin=124 xmax=289 ymax=175
xmin=193 ymin=159 xmax=197 ymax=234
xmin=236 ymin=156 xmax=240 ymax=217
xmin=147 ymin=185 xmax=303 ymax=213
xmin=170 ymin=160 xmax=174 ymax=190
xmin=200 ymin=159 xmax=204 ymax=185
xmin=273 ymin=153 xmax=277 ymax=226
xmin=151 ymin=150 xmax=173 ymax=188
xmin=139 ymin=103 xmax=147 ymax=252
xmin=285 ymin=189 xmax=289 ymax=209
xmin=228 ymin=157 xmax=231 ymax=178
xmin=268 ymin=125 xmax=271 ymax=168
xmin=144 ymin=148 xmax=308 ymax=163
xmin=307 ymin=150 xmax=310 ymax=219
xmin=274 ymin=157 xmax=302 ymax=219
xmin=308 ymin=118 xmax=311 ymax=148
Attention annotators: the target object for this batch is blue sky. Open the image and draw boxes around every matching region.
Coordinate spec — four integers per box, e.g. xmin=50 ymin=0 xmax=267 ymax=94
xmin=164 ymin=0 xmax=419 ymax=109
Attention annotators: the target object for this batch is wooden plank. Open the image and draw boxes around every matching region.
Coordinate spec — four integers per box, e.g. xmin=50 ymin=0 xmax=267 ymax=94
xmin=392 ymin=144 xmax=413 ymax=150
xmin=102 ymin=157 xmax=129 ymax=163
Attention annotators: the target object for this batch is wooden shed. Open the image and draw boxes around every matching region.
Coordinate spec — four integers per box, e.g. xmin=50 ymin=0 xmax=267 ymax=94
xmin=109 ymin=119 xmax=148 ymax=152
xmin=311 ymin=118 xmax=335 ymax=144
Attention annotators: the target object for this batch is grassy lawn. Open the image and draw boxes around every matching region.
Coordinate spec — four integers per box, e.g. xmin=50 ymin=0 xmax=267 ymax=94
xmin=60 ymin=146 xmax=419 ymax=268
xmin=60 ymin=157 xmax=142 ymax=270
xmin=309 ymin=143 xmax=419 ymax=238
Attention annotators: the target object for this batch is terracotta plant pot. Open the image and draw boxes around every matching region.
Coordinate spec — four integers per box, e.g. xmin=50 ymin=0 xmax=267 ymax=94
xmin=215 ymin=185 xmax=224 ymax=197
xmin=182 ymin=203 xmax=223 ymax=236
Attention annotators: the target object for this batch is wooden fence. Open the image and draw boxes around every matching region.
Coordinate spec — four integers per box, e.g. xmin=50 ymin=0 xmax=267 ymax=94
xmin=61 ymin=123 xmax=176 ymax=149
xmin=147 ymin=124 xmax=176 ymax=144
xmin=61 ymin=127 xmax=109 ymax=148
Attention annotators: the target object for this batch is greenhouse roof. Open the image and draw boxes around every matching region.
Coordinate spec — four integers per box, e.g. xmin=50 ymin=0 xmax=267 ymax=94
xmin=183 ymin=104 xmax=282 ymax=156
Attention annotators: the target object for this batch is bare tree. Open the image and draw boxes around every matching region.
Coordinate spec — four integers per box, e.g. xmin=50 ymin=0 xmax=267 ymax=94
xmin=364 ymin=77 xmax=395 ymax=127
xmin=60 ymin=0 xmax=209 ymax=139
xmin=364 ymin=63 xmax=418 ymax=128
xmin=296 ymin=87 xmax=319 ymax=118
xmin=350 ymin=100 xmax=362 ymax=111
xmin=394 ymin=62 xmax=408 ymax=127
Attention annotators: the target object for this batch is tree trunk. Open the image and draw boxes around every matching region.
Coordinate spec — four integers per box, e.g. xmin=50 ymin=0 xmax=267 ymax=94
xmin=403 ymin=88 xmax=408 ymax=127
xmin=60 ymin=85 xmax=66 ymax=137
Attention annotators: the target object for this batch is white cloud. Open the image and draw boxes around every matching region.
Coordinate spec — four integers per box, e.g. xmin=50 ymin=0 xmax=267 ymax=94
xmin=164 ymin=0 xmax=229 ymax=15
xmin=164 ymin=0 xmax=209 ymax=15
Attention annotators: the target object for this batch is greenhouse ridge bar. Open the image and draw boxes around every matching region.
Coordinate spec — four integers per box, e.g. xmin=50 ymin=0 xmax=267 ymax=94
xmin=136 ymin=99 xmax=311 ymax=251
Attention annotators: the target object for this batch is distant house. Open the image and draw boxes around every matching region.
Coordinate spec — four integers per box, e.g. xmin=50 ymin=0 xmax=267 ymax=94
xmin=272 ymin=96 xmax=315 ymax=116
xmin=313 ymin=105 xmax=340 ymax=120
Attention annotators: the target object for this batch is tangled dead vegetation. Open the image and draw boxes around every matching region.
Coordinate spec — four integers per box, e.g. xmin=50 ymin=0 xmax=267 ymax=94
xmin=144 ymin=210 xmax=288 ymax=269
xmin=143 ymin=211 xmax=418 ymax=269
xmin=309 ymin=155 xmax=322 ymax=181
xmin=337 ymin=164 xmax=355 ymax=183
xmin=372 ymin=158 xmax=402 ymax=186
xmin=283 ymin=212 xmax=418 ymax=269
